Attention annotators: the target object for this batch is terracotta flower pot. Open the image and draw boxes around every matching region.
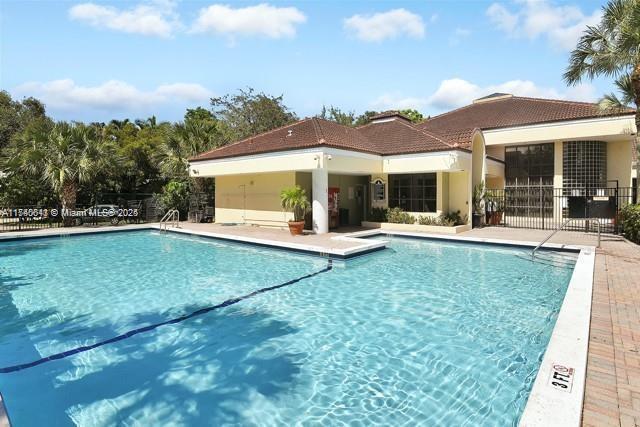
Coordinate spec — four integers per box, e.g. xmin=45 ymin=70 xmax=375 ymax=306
xmin=288 ymin=220 xmax=305 ymax=235
xmin=491 ymin=212 xmax=503 ymax=225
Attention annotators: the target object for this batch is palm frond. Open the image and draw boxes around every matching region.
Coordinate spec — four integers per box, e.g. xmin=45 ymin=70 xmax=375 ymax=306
xmin=598 ymin=93 xmax=630 ymax=113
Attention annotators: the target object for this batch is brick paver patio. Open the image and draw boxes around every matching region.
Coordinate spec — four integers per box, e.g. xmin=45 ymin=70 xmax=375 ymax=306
xmin=461 ymin=227 xmax=640 ymax=427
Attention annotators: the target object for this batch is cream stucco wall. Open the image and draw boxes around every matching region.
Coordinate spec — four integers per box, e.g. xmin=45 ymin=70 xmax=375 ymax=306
xmin=607 ymin=139 xmax=634 ymax=188
xmin=483 ymin=116 xmax=635 ymax=146
xmin=382 ymin=151 xmax=471 ymax=174
xmin=215 ymin=172 xmax=296 ymax=226
xmin=448 ymin=171 xmax=470 ymax=219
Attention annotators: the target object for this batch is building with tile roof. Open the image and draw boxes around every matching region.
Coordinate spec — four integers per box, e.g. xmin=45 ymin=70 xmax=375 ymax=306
xmin=189 ymin=94 xmax=637 ymax=234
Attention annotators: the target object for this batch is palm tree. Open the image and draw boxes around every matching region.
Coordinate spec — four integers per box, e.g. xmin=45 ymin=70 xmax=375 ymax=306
xmin=564 ymin=0 xmax=640 ymax=147
xmin=5 ymin=122 xmax=117 ymax=223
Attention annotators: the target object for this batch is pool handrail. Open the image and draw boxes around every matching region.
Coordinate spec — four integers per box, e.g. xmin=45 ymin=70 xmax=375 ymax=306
xmin=160 ymin=209 xmax=180 ymax=232
xmin=532 ymin=217 xmax=601 ymax=258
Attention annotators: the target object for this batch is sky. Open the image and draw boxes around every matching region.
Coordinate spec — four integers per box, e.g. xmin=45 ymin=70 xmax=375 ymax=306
xmin=0 ymin=0 xmax=616 ymax=123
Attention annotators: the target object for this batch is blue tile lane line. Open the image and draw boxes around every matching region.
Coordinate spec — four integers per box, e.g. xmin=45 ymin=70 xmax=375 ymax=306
xmin=0 ymin=260 xmax=333 ymax=374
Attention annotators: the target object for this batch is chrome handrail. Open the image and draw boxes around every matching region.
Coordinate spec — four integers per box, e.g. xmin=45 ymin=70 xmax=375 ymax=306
xmin=532 ymin=217 xmax=601 ymax=258
xmin=159 ymin=209 xmax=180 ymax=232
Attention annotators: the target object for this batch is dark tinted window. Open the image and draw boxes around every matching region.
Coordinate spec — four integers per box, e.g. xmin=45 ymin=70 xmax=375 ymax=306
xmin=388 ymin=173 xmax=437 ymax=212
xmin=505 ymin=143 xmax=554 ymax=186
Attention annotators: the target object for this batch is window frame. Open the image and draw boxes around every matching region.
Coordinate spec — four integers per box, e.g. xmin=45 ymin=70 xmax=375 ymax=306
xmin=388 ymin=173 xmax=437 ymax=212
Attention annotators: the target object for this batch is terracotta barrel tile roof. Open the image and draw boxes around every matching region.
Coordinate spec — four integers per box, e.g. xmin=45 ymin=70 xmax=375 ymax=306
xmin=357 ymin=119 xmax=458 ymax=155
xmin=417 ymin=95 xmax=634 ymax=148
xmin=190 ymin=95 xmax=635 ymax=162
xmin=191 ymin=117 xmax=455 ymax=161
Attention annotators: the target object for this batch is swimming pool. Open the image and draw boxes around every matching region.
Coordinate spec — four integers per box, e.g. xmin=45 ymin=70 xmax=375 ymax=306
xmin=0 ymin=230 xmax=577 ymax=426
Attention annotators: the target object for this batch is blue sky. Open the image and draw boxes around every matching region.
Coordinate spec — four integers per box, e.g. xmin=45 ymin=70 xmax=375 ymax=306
xmin=0 ymin=0 xmax=615 ymax=123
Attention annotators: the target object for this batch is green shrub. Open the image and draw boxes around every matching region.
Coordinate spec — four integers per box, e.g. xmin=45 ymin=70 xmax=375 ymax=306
xmin=369 ymin=207 xmax=388 ymax=222
xmin=386 ymin=207 xmax=415 ymax=224
xmin=438 ymin=210 xmax=468 ymax=226
xmin=158 ymin=180 xmax=190 ymax=215
xmin=418 ymin=215 xmax=437 ymax=225
xmin=621 ymin=204 xmax=640 ymax=243
xmin=280 ymin=185 xmax=311 ymax=222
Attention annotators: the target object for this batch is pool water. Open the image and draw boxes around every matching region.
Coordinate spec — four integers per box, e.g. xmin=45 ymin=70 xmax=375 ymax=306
xmin=0 ymin=231 xmax=576 ymax=426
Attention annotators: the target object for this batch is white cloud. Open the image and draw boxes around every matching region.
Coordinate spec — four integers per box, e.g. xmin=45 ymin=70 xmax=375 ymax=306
xmin=370 ymin=94 xmax=429 ymax=111
xmin=344 ymin=9 xmax=425 ymax=42
xmin=486 ymin=3 xmax=518 ymax=34
xmin=371 ymin=78 xmax=597 ymax=112
xmin=191 ymin=4 xmax=306 ymax=39
xmin=486 ymin=0 xmax=601 ymax=51
xmin=69 ymin=0 xmax=180 ymax=38
xmin=13 ymin=79 xmax=212 ymax=112
xmin=449 ymin=27 xmax=471 ymax=45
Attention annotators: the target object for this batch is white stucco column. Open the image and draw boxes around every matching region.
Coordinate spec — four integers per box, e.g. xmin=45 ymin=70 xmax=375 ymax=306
xmin=312 ymin=167 xmax=329 ymax=234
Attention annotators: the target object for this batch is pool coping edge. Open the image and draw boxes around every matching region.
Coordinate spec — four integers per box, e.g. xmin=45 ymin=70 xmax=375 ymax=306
xmin=155 ymin=226 xmax=388 ymax=259
xmin=519 ymin=247 xmax=594 ymax=427
xmin=0 ymin=391 xmax=9 ymax=427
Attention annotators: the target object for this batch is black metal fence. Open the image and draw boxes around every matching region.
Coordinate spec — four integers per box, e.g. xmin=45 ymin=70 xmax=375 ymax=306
xmin=485 ymin=186 xmax=636 ymax=233
xmin=0 ymin=195 xmax=164 ymax=233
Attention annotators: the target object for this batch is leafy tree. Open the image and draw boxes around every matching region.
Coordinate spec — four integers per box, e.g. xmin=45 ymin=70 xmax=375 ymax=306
xmin=399 ymin=109 xmax=425 ymax=123
xmin=210 ymin=88 xmax=297 ymax=140
xmin=564 ymin=0 xmax=640 ymax=155
xmin=157 ymin=179 xmax=190 ymax=214
xmin=318 ymin=105 xmax=357 ymax=126
xmin=354 ymin=111 xmax=379 ymax=126
xmin=3 ymin=122 xmax=118 ymax=220
xmin=0 ymin=90 xmax=48 ymax=150
xmin=102 ymin=118 xmax=170 ymax=194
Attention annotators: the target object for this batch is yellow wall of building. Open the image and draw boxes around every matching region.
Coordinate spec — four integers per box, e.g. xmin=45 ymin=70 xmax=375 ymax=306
xmin=448 ymin=171 xmax=470 ymax=219
xmin=215 ymin=172 xmax=296 ymax=226
xmin=607 ymin=140 xmax=633 ymax=188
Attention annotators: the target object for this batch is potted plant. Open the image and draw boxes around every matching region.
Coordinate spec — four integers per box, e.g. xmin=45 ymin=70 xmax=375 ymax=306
xmin=472 ymin=181 xmax=485 ymax=228
xmin=280 ymin=185 xmax=311 ymax=235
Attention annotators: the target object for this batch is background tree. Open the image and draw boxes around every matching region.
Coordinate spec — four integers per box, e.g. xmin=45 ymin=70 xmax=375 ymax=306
xmin=0 ymin=90 xmax=48 ymax=150
xmin=210 ymin=88 xmax=297 ymax=140
xmin=399 ymin=109 xmax=425 ymax=123
xmin=354 ymin=111 xmax=379 ymax=126
xmin=3 ymin=122 xmax=118 ymax=221
xmin=318 ymin=105 xmax=357 ymax=126
xmin=564 ymin=0 xmax=640 ymax=158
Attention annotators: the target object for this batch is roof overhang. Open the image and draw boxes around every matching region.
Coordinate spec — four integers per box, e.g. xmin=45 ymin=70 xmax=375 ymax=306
xmin=189 ymin=146 xmax=471 ymax=177
xmin=482 ymin=114 xmax=636 ymax=146
xmin=189 ymin=147 xmax=383 ymax=177
xmin=382 ymin=150 xmax=471 ymax=174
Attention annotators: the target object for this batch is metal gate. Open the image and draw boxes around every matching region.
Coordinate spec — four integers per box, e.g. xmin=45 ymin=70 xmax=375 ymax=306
xmin=485 ymin=186 xmax=635 ymax=233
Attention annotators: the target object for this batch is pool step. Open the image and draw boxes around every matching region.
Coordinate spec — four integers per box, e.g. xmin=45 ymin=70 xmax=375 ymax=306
xmin=516 ymin=252 xmax=578 ymax=269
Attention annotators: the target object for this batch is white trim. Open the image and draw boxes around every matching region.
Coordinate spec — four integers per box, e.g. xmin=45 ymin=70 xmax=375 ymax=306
xmin=191 ymin=147 xmax=382 ymax=167
xmin=370 ymin=117 xmax=398 ymax=124
xmin=191 ymin=147 xmax=470 ymax=167
xmin=382 ymin=150 xmax=470 ymax=162
xmin=483 ymin=114 xmax=635 ymax=135
xmin=155 ymin=226 xmax=387 ymax=258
